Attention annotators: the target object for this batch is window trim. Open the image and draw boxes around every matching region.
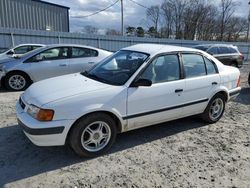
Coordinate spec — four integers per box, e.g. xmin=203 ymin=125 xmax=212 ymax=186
xmin=24 ymin=47 xmax=71 ymax=63
xmin=179 ymin=52 xmax=219 ymax=79
xmin=130 ymin=52 xmax=182 ymax=86
xmin=70 ymin=47 xmax=99 ymax=59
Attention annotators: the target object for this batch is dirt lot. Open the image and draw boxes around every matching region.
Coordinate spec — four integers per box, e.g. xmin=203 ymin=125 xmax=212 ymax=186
xmin=0 ymin=65 xmax=249 ymax=188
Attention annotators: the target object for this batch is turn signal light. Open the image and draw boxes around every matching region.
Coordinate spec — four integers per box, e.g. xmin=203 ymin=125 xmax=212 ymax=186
xmin=37 ymin=109 xmax=54 ymax=121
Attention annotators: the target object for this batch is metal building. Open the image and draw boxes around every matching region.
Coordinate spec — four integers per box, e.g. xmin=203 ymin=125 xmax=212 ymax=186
xmin=0 ymin=0 xmax=70 ymax=32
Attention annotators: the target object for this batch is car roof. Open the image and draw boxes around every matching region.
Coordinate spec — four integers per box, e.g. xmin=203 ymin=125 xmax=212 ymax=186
xmin=194 ymin=44 xmax=236 ymax=48
xmin=122 ymin=44 xmax=201 ymax=56
xmin=14 ymin=44 xmax=45 ymax=47
xmin=42 ymin=44 xmax=102 ymax=50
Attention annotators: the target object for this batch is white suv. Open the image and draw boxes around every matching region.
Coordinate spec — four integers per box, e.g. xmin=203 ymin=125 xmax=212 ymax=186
xmin=16 ymin=44 xmax=241 ymax=157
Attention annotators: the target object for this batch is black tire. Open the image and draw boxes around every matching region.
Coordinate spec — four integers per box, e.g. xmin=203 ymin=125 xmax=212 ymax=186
xmin=230 ymin=61 xmax=238 ymax=68
xmin=202 ymin=93 xmax=226 ymax=123
xmin=4 ymin=72 xmax=31 ymax=91
xmin=69 ymin=113 xmax=117 ymax=157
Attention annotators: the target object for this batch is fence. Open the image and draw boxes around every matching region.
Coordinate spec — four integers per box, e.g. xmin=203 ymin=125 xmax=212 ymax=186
xmin=0 ymin=27 xmax=250 ymax=61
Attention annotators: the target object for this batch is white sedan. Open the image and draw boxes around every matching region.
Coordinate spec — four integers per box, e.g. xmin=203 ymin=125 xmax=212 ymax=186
xmin=16 ymin=44 xmax=241 ymax=157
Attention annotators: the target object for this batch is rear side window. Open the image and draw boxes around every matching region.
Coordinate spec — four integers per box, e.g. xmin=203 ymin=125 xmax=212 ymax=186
xmin=228 ymin=47 xmax=238 ymax=53
xmin=218 ymin=47 xmax=230 ymax=54
xmin=72 ymin=47 xmax=98 ymax=58
xmin=204 ymin=57 xmax=217 ymax=75
xmin=207 ymin=47 xmax=219 ymax=54
xmin=182 ymin=54 xmax=206 ymax=78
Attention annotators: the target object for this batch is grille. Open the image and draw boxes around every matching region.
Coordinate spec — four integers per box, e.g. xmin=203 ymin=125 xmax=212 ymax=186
xmin=19 ymin=98 xmax=26 ymax=110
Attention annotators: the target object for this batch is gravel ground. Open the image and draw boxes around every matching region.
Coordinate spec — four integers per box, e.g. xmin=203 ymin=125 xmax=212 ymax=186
xmin=0 ymin=65 xmax=249 ymax=188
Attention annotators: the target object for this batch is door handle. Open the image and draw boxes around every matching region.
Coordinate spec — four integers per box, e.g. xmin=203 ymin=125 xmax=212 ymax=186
xmin=212 ymin=82 xmax=218 ymax=85
xmin=88 ymin=62 xmax=95 ymax=64
xmin=175 ymin=89 xmax=183 ymax=93
xmin=59 ymin=64 xmax=67 ymax=66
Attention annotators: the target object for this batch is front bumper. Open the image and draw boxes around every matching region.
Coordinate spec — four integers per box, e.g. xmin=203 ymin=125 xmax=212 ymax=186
xmin=16 ymin=99 xmax=75 ymax=146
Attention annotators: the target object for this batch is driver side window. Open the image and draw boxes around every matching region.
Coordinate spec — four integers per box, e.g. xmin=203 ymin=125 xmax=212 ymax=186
xmin=27 ymin=47 xmax=69 ymax=62
xmin=140 ymin=54 xmax=180 ymax=84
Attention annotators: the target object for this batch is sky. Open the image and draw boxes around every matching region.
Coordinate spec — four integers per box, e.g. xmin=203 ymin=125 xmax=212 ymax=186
xmin=44 ymin=0 xmax=249 ymax=33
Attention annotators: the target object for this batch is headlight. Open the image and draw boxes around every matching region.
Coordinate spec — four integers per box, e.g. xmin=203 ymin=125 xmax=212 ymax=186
xmin=27 ymin=104 xmax=54 ymax=121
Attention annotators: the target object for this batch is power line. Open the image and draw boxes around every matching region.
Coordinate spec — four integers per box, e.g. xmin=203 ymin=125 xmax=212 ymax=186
xmin=128 ymin=0 xmax=149 ymax=9
xmin=72 ymin=0 xmax=120 ymax=18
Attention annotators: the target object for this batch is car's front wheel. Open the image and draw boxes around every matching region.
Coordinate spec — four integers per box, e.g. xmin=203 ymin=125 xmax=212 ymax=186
xmin=202 ymin=93 xmax=226 ymax=123
xmin=5 ymin=72 xmax=31 ymax=91
xmin=69 ymin=113 xmax=117 ymax=157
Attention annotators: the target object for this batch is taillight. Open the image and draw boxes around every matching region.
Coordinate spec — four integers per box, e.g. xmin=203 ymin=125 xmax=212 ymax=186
xmin=237 ymin=76 xmax=240 ymax=87
xmin=240 ymin=53 xmax=244 ymax=61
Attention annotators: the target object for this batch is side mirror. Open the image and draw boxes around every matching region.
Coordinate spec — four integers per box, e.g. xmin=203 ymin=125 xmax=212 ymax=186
xmin=130 ymin=78 xmax=152 ymax=87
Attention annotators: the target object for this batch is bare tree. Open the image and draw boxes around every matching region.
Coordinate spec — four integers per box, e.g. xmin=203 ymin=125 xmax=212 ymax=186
xmin=83 ymin=25 xmax=98 ymax=34
xmin=168 ymin=0 xmax=187 ymax=39
xmin=225 ymin=17 xmax=248 ymax=41
xmin=219 ymin=0 xmax=237 ymax=41
xmin=146 ymin=5 xmax=160 ymax=36
xmin=161 ymin=0 xmax=173 ymax=38
xmin=106 ymin=29 xmax=120 ymax=36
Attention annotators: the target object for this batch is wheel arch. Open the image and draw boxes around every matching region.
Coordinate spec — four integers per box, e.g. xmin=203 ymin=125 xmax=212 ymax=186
xmin=5 ymin=70 xmax=33 ymax=83
xmin=66 ymin=111 xmax=123 ymax=144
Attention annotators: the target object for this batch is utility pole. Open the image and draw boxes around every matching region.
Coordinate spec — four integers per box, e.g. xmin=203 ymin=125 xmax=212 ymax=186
xmin=121 ymin=0 xmax=124 ymax=36
xmin=247 ymin=1 xmax=250 ymax=43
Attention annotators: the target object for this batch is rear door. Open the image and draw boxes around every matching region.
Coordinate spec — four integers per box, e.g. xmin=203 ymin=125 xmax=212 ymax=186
xmin=25 ymin=47 xmax=70 ymax=81
xmin=69 ymin=47 xmax=100 ymax=73
xmin=181 ymin=53 xmax=220 ymax=116
xmin=212 ymin=47 xmax=231 ymax=65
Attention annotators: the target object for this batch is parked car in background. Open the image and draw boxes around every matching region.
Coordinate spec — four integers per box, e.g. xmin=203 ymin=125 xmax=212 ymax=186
xmin=16 ymin=44 xmax=241 ymax=157
xmin=193 ymin=44 xmax=244 ymax=68
xmin=0 ymin=44 xmax=45 ymax=60
xmin=0 ymin=44 xmax=112 ymax=91
xmin=248 ymin=72 xmax=250 ymax=86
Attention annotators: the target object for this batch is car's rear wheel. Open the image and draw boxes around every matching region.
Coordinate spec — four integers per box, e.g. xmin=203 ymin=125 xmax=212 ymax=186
xmin=202 ymin=93 xmax=226 ymax=123
xmin=5 ymin=72 xmax=31 ymax=91
xmin=69 ymin=113 xmax=117 ymax=157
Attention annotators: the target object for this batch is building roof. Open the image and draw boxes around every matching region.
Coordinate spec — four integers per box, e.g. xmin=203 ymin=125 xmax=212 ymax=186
xmin=32 ymin=0 xmax=70 ymax=9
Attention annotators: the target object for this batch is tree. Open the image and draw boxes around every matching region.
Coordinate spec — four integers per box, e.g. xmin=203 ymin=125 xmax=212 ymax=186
xmin=148 ymin=27 xmax=157 ymax=37
xmin=168 ymin=0 xmax=188 ymax=39
xmin=161 ymin=0 xmax=173 ymax=38
xmin=106 ymin=29 xmax=120 ymax=36
xmin=146 ymin=5 xmax=160 ymax=37
xmin=126 ymin=26 xmax=136 ymax=36
xmin=136 ymin=27 xmax=145 ymax=37
xmin=83 ymin=25 xmax=98 ymax=34
xmin=218 ymin=0 xmax=237 ymax=41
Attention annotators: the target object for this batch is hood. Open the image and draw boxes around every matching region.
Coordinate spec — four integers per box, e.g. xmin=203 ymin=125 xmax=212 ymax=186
xmin=22 ymin=73 xmax=111 ymax=106
xmin=0 ymin=56 xmax=16 ymax=64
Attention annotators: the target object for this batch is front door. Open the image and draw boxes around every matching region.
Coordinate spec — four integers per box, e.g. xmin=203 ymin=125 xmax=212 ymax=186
xmin=25 ymin=47 xmax=70 ymax=81
xmin=126 ymin=54 xmax=185 ymax=131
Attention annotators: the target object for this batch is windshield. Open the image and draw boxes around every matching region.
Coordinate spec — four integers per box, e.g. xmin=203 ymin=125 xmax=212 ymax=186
xmin=82 ymin=50 xmax=149 ymax=86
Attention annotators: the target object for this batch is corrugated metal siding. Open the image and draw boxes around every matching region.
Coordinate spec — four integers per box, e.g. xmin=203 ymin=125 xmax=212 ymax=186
xmin=0 ymin=0 xmax=69 ymax=32
xmin=0 ymin=27 xmax=249 ymax=60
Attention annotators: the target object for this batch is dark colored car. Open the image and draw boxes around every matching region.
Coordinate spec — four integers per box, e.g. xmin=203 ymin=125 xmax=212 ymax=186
xmin=193 ymin=44 xmax=244 ymax=68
